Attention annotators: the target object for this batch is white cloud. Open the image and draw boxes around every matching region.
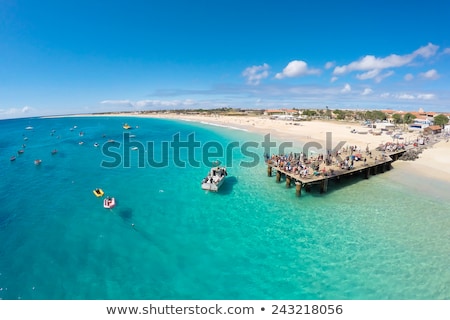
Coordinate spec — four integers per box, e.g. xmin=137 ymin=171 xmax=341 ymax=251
xmin=397 ymin=94 xmax=416 ymax=100
xmin=362 ymin=88 xmax=373 ymax=96
xmin=374 ymin=70 xmax=394 ymax=83
xmin=101 ymin=99 xmax=198 ymax=109
xmin=333 ymin=43 xmax=439 ymax=76
xmin=0 ymin=105 xmax=35 ymax=118
xmin=444 ymin=48 xmax=450 ymax=55
xmin=275 ymin=60 xmax=321 ymax=79
xmin=378 ymin=92 xmax=436 ymax=101
xmin=324 ymin=61 xmax=335 ymax=69
xmin=242 ymin=63 xmax=270 ymax=85
xmin=341 ymin=83 xmax=351 ymax=93
xmin=356 ymin=69 xmax=381 ymax=80
xmin=330 ymin=76 xmax=338 ymax=83
xmin=404 ymin=73 xmax=414 ymax=81
xmin=419 ymin=69 xmax=440 ymax=80
xmin=417 ymin=93 xmax=435 ymax=100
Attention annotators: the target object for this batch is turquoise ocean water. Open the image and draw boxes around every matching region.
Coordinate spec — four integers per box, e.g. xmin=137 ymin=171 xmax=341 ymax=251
xmin=0 ymin=116 xmax=449 ymax=300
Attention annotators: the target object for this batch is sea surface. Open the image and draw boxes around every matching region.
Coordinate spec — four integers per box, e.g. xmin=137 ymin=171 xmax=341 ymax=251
xmin=0 ymin=116 xmax=449 ymax=300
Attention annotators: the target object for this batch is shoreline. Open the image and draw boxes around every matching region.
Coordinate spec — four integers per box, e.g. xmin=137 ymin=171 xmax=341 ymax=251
xmin=41 ymin=112 xmax=450 ymax=183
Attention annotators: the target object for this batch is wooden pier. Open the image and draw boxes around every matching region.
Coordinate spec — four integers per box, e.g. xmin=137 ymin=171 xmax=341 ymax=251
xmin=266 ymin=149 xmax=407 ymax=197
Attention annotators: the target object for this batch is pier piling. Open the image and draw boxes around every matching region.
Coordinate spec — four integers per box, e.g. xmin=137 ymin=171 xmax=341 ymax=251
xmin=286 ymin=176 xmax=291 ymax=188
xmin=295 ymin=182 xmax=302 ymax=197
xmin=276 ymin=170 xmax=281 ymax=183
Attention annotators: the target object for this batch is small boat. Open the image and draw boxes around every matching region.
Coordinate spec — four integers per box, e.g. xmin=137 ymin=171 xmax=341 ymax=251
xmin=201 ymin=164 xmax=227 ymax=192
xmin=94 ymin=142 xmax=100 ymax=147
xmin=51 ymin=149 xmax=58 ymax=155
xmin=93 ymin=188 xmax=104 ymax=197
xmin=18 ymin=149 xmax=25 ymax=154
xmin=79 ymin=131 xmax=84 ymax=136
xmin=131 ymin=146 xmax=139 ymax=151
xmin=78 ymin=141 xmax=84 ymax=145
xmin=10 ymin=156 xmax=16 ymax=161
xmin=25 ymin=126 xmax=34 ymax=130
xmin=23 ymin=137 xmax=28 ymax=141
xmin=103 ymin=197 xmax=116 ymax=209
xmin=123 ymin=123 xmax=131 ymax=130
xmin=34 ymin=159 xmax=42 ymax=165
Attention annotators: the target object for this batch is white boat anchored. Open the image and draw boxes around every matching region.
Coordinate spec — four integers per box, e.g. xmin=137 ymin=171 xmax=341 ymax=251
xmin=201 ymin=164 xmax=227 ymax=192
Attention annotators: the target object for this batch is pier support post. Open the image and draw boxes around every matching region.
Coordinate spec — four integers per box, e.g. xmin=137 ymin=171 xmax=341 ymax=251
xmin=305 ymin=184 xmax=311 ymax=192
xmin=380 ymin=164 xmax=385 ymax=173
xmin=320 ymin=178 xmax=328 ymax=194
xmin=295 ymin=181 xmax=302 ymax=197
xmin=276 ymin=170 xmax=281 ymax=183
xmin=386 ymin=162 xmax=392 ymax=171
xmin=372 ymin=165 xmax=378 ymax=175
xmin=364 ymin=168 xmax=370 ymax=179
xmin=286 ymin=176 xmax=291 ymax=188
xmin=267 ymin=165 xmax=272 ymax=177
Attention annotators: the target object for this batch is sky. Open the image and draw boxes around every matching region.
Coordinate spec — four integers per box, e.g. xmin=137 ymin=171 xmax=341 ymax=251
xmin=1 ymin=0 xmax=450 ymax=119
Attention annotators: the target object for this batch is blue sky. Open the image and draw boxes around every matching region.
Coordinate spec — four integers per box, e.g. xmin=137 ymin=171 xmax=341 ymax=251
xmin=1 ymin=0 xmax=450 ymax=119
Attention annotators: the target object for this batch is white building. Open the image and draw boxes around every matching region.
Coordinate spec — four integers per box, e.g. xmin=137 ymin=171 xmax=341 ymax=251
xmin=409 ymin=118 xmax=431 ymax=131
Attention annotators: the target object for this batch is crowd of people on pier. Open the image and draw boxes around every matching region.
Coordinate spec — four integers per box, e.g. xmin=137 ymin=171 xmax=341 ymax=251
xmin=266 ymin=144 xmax=388 ymax=178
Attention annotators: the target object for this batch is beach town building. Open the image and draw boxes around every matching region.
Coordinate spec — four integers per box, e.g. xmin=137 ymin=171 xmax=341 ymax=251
xmin=423 ymin=125 xmax=442 ymax=135
xmin=409 ymin=118 xmax=432 ymax=131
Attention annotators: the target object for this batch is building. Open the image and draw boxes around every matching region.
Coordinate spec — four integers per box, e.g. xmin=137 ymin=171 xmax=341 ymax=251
xmin=423 ymin=125 xmax=442 ymax=135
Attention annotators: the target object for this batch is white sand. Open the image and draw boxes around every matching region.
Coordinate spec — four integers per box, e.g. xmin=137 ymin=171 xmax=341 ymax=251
xmin=393 ymin=140 xmax=450 ymax=182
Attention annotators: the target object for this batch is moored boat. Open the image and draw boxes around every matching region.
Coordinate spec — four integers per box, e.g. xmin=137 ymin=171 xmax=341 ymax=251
xmin=103 ymin=196 xmax=116 ymax=209
xmin=93 ymin=188 xmax=104 ymax=197
xmin=201 ymin=164 xmax=227 ymax=192
xmin=123 ymin=123 xmax=131 ymax=130
xmin=34 ymin=159 xmax=42 ymax=165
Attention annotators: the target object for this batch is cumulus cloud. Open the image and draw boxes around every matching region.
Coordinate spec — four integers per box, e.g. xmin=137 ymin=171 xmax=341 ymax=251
xmin=275 ymin=60 xmax=321 ymax=79
xmin=242 ymin=63 xmax=270 ymax=85
xmin=419 ymin=69 xmax=440 ymax=80
xmin=341 ymin=83 xmax=351 ymax=93
xmin=404 ymin=73 xmax=414 ymax=81
xmin=333 ymin=43 xmax=439 ymax=80
xmin=324 ymin=61 xmax=335 ymax=69
xmin=444 ymin=48 xmax=450 ymax=55
xmin=330 ymin=76 xmax=338 ymax=83
xmin=361 ymin=88 xmax=373 ymax=96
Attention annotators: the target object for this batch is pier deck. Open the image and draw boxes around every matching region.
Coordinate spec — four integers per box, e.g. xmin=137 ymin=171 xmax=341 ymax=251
xmin=267 ymin=149 xmax=407 ymax=195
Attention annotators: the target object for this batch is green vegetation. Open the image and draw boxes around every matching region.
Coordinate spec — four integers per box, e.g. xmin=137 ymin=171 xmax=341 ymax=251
xmin=392 ymin=113 xmax=403 ymax=124
xmin=434 ymin=114 xmax=449 ymax=127
xmin=403 ymin=112 xmax=416 ymax=125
